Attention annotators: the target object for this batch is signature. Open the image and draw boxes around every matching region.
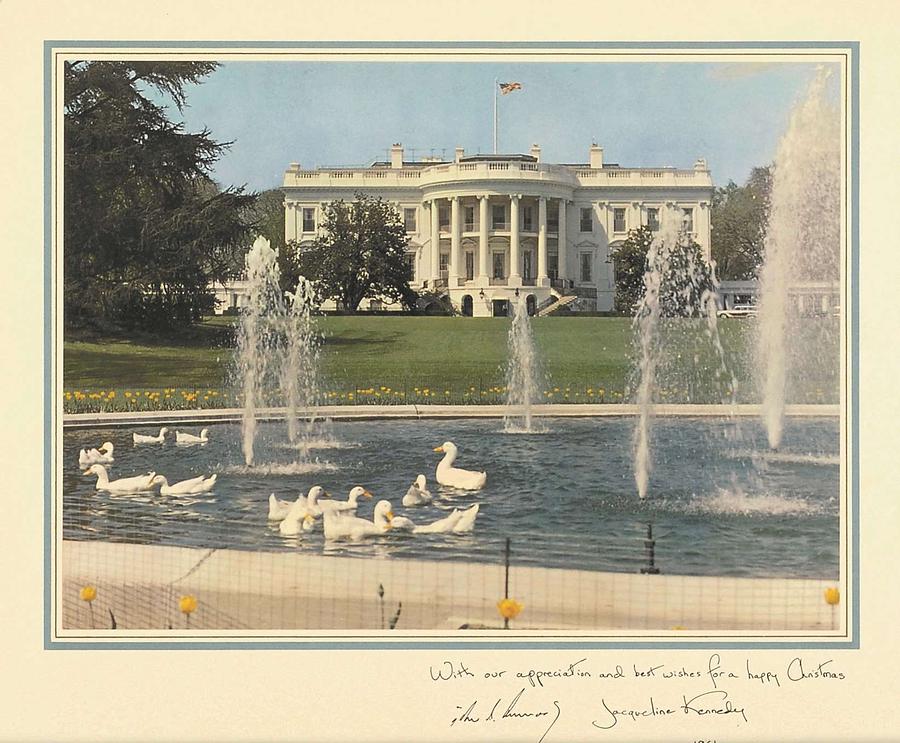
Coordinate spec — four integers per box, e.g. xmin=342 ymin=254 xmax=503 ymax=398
xmin=592 ymin=690 xmax=748 ymax=730
xmin=450 ymin=688 xmax=561 ymax=743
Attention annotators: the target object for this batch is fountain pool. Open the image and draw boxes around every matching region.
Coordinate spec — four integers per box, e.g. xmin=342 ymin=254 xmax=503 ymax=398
xmin=64 ymin=415 xmax=840 ymax=579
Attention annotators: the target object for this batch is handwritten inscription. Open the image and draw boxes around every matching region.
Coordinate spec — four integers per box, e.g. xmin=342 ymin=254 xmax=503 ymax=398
xmin=429 ymin=654 xmax=847 ymax=741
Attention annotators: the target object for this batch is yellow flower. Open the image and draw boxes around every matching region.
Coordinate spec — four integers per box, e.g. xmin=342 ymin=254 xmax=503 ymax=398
xmin=824 ymin=587 xmax=840 ymax=605
xmin=79 ymin=585 xmax=97 ymax=602
xmin=179 ymin=594 xmax=198 ymax=614
xmin=497 ymin=598 xmax=523 ymax=620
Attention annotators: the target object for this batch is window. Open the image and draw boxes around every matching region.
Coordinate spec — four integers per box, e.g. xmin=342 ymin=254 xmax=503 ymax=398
xmin=647 ymin=208 xmax=660 ymax=231
xmin=580 ymin=252 xmax=592 ymax=282
xmin=302 ymin=207 xmax=316 ymax=232
xmin=548 ymin=203 xmax=559 ymax=233
xmin=580 ymin=207 xmax=592 ymax=232
xmin=465 ymin=252 xmax=475 ymax=280
xmin=492 ymin=205 xmax=506 ymax=230
xmin=464 ymin=206 xmax=475 ymax=231
xmin=548 ymin=252 xmax=559 ymax=280
xmin=682 ymin=207 xmax=694 ymax=232
xmin=403 ymin=207 xmax=417 ymax=233
xmin=523 ymin=250 xmax=533 ymax=280
xmin=439 ymin=206 xmax=450 ymax=230
xmin=522 ymin=205 xmax=534 ymax=232
xmin=439 ymin=253 xmax=449 ymax=273
xmin=493 ymin=252 xmax=505 ymax=279
xmin=404 ymin=252 xmax=416 ymax=280
xmin=613 ymin=208 xmax=626 ymax=233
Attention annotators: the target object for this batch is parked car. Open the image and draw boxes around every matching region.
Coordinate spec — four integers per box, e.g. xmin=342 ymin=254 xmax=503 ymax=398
xmin=717 ymin=304 xmax=758 ymax=318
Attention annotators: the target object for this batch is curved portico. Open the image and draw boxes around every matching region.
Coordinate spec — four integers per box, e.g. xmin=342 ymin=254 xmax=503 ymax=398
xmin=282 ymin=143 xmax=714 ymax=317
xmin=418 ymin=156 xmax=577 ymax=316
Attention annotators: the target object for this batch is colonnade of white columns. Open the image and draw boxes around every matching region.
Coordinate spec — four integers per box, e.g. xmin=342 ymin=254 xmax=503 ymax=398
xmin=425 ymin=194 xmax=568 ymax=288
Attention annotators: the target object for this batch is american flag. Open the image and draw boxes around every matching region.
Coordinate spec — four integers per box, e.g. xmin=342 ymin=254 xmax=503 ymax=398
xmin=499 ymin=81 xmax=522 ymax=95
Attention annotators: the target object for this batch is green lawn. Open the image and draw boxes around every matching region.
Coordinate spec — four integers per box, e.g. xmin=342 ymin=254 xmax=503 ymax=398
xmin=62 ymin=315 xmax=838 ymax=412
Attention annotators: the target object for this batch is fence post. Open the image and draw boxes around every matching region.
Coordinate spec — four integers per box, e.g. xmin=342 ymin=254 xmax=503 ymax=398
xmin=640 ymin=523 xmax=660 ymax=575
xmin=503 ymin=537 xmax=511 ymax=629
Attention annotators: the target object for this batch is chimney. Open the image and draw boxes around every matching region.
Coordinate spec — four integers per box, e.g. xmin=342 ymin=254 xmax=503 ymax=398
xmin=694 ymin=157 xmax=708 ymax=171
xmin=289 ymin=162 xmax=301 ymax=170
xmin=455 ymin=147 xmax=465 ymax=163
xmin=530 ymin=143 xmax=541 ymax=163
xmin=391 ymin=143 xmax=404 ymax=169
xmin=589 ymin=143 xmax=604 ymax=169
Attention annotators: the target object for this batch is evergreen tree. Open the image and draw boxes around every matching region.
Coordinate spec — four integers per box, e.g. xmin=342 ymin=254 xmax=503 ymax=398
xmin=64 ymin=61 xmax=257 ymax=332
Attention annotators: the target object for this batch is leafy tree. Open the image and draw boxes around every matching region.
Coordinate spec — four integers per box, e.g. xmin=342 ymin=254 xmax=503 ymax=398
xmin=710 ymin=165 xmax=772 ymax=280
xmin=610 ymin=226 xmax=714 ymax=317
xmin=295 ymin=193 xmax=417 ymax=312
xmin=610 ymin=227 xmax=654 ymax=314
xmin=64 ymin=61 xmax=257 ymax=332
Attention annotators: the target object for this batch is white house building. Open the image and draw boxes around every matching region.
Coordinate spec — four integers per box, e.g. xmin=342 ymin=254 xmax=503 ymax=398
xmin=281 ymin=143 xmax=714 ymax=317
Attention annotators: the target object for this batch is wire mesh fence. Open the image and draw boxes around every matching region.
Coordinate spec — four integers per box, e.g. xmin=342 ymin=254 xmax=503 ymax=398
xmin=59 ymin=534 xmax=843 ymax=634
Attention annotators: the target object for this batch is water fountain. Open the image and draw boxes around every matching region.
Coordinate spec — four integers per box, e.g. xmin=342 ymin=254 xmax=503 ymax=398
xmin=281 ymin=277 xmax=322 ymax=446
xmin=503 ymin=294 xmax=543 ymax=433
xmin=235 ymin=236 xmax=284 ymax=466
xmin=631 ymin=212 xmax=735 ymax=499
xmin=235 ymin=236 xmax=324 ymax=466
xmin=756 ymin=67 xmax=841 ymax=450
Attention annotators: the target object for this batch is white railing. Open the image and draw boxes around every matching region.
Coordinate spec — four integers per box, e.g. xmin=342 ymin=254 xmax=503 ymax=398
xmin=285 ymin=162 xmax=711 ymax=189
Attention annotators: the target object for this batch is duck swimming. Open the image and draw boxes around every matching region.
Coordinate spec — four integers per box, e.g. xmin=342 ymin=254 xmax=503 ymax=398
xmin=434 ymin=442 xmax=487 ymax=490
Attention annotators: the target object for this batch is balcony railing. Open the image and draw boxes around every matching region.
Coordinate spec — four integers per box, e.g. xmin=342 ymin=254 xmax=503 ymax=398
xmin=522 ymin=277 xmax=537 ymax=286
xmin=285 ymin=161 xmax=712 ymax=189
xmin=491 ymin=222 xmax=510 ymax=231
xmin=489 ymin=277 xmax=508 ymax=286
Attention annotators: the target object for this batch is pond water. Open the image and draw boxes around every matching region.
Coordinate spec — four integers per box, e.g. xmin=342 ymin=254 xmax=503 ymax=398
xmin=63 ymin=416 xmax=841 ymax=578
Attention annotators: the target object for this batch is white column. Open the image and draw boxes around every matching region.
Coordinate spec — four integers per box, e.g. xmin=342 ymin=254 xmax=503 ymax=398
xmin=509 ymin=195 xmax=521 ymax=284
xmin=478 ymin=196 xmax=489 ymax=280
xmin=698 ymin=201 xmax=711 ymax=261
xmin=558 ymin=199 xmax=567 ymax=284
xmin=284 ymin=203 xmax=294 ymax=242
xmin=430 ymin=199 xmax=440 ymax=283
xmin=450 ymin=196 xmax=461 ymax=287
xmin=537 ymin=196 xmax=548 ymax=285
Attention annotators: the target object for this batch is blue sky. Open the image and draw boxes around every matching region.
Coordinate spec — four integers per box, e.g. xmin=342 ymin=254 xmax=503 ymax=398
xmin=168 ymin=59 xmax=839 ymax=193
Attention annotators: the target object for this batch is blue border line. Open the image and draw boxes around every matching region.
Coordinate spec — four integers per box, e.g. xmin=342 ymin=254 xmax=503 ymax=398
xmin=43 ymin=42 xmax=54 ymax=651
xmin=46 ymin=40 xmax=857 ymax=49
xmin=46 ymin=40 xmax=859 ymax=651
xmin=850 ymin=42 xmax=860 ymax=646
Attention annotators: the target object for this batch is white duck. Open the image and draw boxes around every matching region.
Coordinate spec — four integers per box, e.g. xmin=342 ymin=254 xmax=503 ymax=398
xmin=391 ymin=503 xmax=480 ymax=534
xmin=267 ymin=493 xmax=294 ymax=521
xmin=434 ymin=441 xmax=487 ymax=490
xmin=133 ymin=427 xmax=168 ymax=445
xmin=401 ymin=474 xmax=433 ymax=507
xmin=151 ymin=473 xmax=217 ymax=495
xmin=78 ymin=441 xmax=114 ymax=467
xmin=319 ymin=485 xmax=373 ymax=515
xmin=175 ymin=428 xmax=209 ymax=444
xmin=323 ymin=499 xmax=394 ymax=541
xmin=279 ymin=486 xmax=330 ymax=535
xmin=83 ymin=463 xmax=157 ymax=493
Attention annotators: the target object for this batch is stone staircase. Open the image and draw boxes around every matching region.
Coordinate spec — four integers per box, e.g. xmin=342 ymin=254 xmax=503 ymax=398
xmin=537 ymin=293 xmax=581 ymax=316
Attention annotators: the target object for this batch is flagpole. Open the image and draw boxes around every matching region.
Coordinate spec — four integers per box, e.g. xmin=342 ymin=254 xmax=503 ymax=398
xmin=493 ymin=78 xmax=498 ymax=154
